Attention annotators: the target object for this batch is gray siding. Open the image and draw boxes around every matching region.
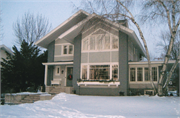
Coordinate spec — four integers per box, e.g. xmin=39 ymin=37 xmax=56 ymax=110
xmin=89 ymin=52 xmax=110 ymax=63
xmin=54 ymin=45 xmax=61 ymax=55
xmin=55 ymin=39 xmax=70 ymax=44
xmin=54 ymin=56 xmax=73 ymax=61
xmin=73 ymin=34 xmax=82 ymax=91
xmin=118 ymin=31 xmax=128 ymax=95
xmin=81 ymin=53 xmax=88 ymax=63
xmin=111 ymin=51 xmax=118 ymax=62
xmin=47 ymin=41 xmax=55 ymax=86
xmin=48 ymin=41 xmax=55 ymax=62
xmin=78 ymin=87 xmax=119 ymax=96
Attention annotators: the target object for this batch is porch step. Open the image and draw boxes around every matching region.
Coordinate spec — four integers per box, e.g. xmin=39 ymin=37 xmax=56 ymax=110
xmin=49 ymin=87 xmax=65 ymax=95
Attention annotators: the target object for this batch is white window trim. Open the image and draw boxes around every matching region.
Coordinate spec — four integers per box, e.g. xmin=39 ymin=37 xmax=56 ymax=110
xmin=129 ymin=66 xmax=159 ymax=83
xmin=55 ymin=66 xmax=61 ymax=76
xmin=61 ymin=44 xmax=74 ymax=56
xmin=81 ymin=28 xmax=119 ymax=53
xmin=81 ymin=63 xmax=119 ymax=81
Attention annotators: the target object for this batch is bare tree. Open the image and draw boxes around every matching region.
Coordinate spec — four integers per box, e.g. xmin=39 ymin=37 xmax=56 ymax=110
xmin=80 ymin=0 xmax=156 ymax=93
xmin=141 ymin=0 xmax=180 ymax=96
xmin=157 ymin=30 xmax=180 ymax=60
xmin=13 ymin=12 xmax=52 ymax=44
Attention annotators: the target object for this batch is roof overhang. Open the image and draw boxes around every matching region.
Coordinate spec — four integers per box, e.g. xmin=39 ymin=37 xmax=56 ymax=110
xmin=35 ymin=10 xmax=90 ymax=48
xmin=0 ymin=45 xmax=13 ymax=55
xmin=35 ymin=10 xmax=146 ymax=56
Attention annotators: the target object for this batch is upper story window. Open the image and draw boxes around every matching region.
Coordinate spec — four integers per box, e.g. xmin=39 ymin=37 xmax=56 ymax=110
xmin=82 ymin=33 xmax=118 ymax=52
xmin=63 ymin=44 xmax=74 ymax=55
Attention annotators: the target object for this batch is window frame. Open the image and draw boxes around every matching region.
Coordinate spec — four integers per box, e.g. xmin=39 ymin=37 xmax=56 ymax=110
xmin=62 ymin=44 xmax=74 ymax=55
xmin=81 ymin=63 xmax=119 ymax=81
xmin=129 ymin=66 xmax=159 ymax=83
xmin=81 ymin=28 xmax=119 ymax=52
xmin=55 ymin=66 xmax=61 ymax=76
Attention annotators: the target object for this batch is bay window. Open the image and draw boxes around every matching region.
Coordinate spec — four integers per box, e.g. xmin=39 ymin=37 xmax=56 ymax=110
xmin=82 ymin=65 xmax=87 ymax=79
xmin=112 ymin=65 xmax=118 ymax=80
xmin=81 ymin=64 xmax=118 ymax=81
xmin=90 ymin=65 xmax=110 ymax=80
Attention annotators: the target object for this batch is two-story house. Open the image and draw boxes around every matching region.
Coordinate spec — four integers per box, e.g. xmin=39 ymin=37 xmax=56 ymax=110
xmin=35 ymin=10 xmax=179 ymax=96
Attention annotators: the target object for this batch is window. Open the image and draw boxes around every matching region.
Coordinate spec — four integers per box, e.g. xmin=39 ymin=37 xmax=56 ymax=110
xmin=63 ymin=45 xmax=74 ymax=55
xmin=137 ymin=68 xmax=143 ymax=81
xmin=82 ymin=65 xmax=87 ymax=79
xmin=97 ymin=35 xmax=103 ymax=50
xmin=144 ymin=67 xmax=149 ymax=81
xmin=104 ymin=35 xmax=110 ymax=49
xmin=152 ymin=67 xmax=157 ymax=81
xmin=130 ymin=68 xmax=135 ymax=81
xmin=112 ymin=65 xmax=118 ymax=81
xmin=55 ymin=66 xmax=60 ymax=75
xmin=89 ymin=65 xmax=110 ymax=80
xmin=83 ymin=38 xmax=88 ymax=50
xmin=112 ymin=36 xmax=118 ymax=49
xmin=69 ymin=45 xmax=73 ymax=54
xmin=63 ymin=45 xmax=67 ymax=54
xmin=129 ymin=66 xmax=158 ymax=82
xmin=82 ymin=33 xmax=118 ymax=51
xmin=90 ymin=36 xmax=95 ymax=50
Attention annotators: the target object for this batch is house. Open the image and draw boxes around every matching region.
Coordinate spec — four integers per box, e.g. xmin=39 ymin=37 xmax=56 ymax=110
xmin=35 ymin=10 xmax=179 ymax=96
xmin=0 ymin=45 xmax=13 ymax=68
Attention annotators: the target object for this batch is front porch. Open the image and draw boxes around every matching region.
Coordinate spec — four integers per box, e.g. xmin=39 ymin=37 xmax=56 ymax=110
xmin=43 ymin=62 xmax=74 ymax=94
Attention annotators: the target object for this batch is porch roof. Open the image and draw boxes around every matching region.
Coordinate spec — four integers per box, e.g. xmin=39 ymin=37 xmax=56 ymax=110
xmin=128 ymin=60 xmax=180 ymax=65
xmin=42 ymin=62 xmax=73 ymax=66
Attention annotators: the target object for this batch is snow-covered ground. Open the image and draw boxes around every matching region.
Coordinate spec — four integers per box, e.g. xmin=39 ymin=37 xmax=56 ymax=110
xmin=0 ymin=93 xmax=179 ymax=118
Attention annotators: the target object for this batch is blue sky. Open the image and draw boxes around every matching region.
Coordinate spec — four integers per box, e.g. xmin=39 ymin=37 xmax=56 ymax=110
xmin=0 ymin=0 xmax=162 ymax=57
xmin=1 ymin=0 xmax=81 ymax=48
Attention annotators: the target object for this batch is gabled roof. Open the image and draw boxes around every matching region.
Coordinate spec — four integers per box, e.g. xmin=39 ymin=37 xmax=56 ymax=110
xmin=35 ymin=10 xmax=146 ymax=56
xmin=0 ymin=45 xmax=13 ymax=55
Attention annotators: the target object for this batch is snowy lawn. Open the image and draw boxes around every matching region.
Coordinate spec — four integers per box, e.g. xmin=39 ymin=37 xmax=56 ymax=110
xmin=0 ymin=93 xmax=180 ymax=118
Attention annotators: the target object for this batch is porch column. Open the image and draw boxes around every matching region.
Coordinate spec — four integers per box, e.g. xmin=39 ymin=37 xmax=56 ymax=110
xmin=44 ymin=65 xmax=48 ymax=86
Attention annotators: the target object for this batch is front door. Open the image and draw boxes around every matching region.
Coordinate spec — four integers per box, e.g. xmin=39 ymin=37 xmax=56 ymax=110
xmin=66 ymin=67 xmax=73 ymax=87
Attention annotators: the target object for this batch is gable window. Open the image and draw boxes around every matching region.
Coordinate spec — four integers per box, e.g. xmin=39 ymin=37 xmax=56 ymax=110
xmin=97 ymin=35 xmax=103 ymax=50
xmin=112 ymin=36 xmax=118 ymax=49
xmin=62 ymin=45 xmax=74 ymax=55
xmin=83 ymin=38 xmax=88 ymax=50
xmin=90 ymin=36 xmax=95 ymax=50
xmin=82 ymin=32 xmax=118 ymax=52
xmin=130 ymin=68 xmax=136 ymax=81
xmin=105 ymin=35 xmax=110 ymax=49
